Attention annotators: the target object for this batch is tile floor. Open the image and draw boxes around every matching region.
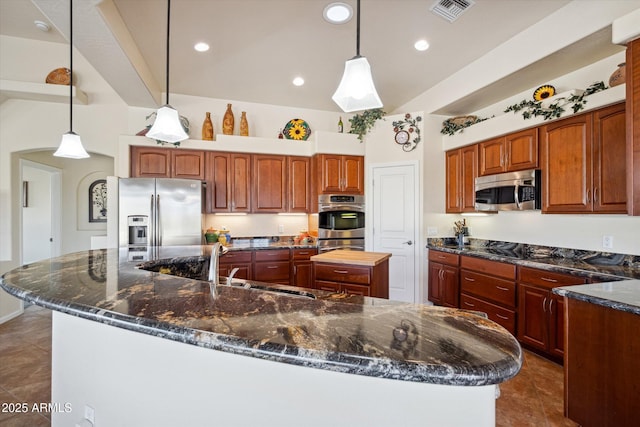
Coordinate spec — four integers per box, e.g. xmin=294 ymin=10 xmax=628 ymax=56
xmin=0 ymin=305 xmax=578 ymax=427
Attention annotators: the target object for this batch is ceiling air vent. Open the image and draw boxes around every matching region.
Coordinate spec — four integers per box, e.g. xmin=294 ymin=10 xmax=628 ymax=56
xmin=430 ymin=0 xmax=475 ymax=23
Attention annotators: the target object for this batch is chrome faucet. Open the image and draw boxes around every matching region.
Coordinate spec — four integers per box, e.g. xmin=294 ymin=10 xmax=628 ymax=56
xmin=208 ymin=242 xmax=229 ymax=285
xmin=226 ymin=267 xmax=240 ymax=286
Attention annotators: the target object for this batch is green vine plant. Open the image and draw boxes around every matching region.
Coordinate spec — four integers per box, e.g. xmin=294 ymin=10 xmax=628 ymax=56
xmin=504 ymin=81 xmax=607 ymax=121
xmin=349 ymin=108 xmax=386 ymax=142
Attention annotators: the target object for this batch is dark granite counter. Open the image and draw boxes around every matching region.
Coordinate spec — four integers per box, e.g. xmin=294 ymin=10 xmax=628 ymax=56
xmin=427 ymin=239 xmax=639 ymax=281
xmin=0 ymin=246 xmax=521 ymax=387
xmin=553 ymin=280 xmax=640 ymax=316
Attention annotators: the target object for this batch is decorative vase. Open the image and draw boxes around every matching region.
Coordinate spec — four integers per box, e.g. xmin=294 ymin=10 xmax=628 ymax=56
xmin=202 ymin=112 xmax=214 ymax=141
xmin=240 ymin=111 xmax=249 ymax=136
xmin=222 ymin=103 xmax=234 ymax=135
xmin=609 ymin=63 xmax=626 ymax=87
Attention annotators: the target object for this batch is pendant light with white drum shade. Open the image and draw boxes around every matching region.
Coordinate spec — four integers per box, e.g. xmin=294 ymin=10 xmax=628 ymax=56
xmin=146 ymin=0 xmax=188 ymax=144
xmin=53 ymin=0 xmax=90 ymax=159
xmin=332 ymin=0 xmax=383 ymax=113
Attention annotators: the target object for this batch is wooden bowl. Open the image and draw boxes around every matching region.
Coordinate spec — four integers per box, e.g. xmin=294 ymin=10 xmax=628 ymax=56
xmin=45 ymin=67 xmax=71 ymax=85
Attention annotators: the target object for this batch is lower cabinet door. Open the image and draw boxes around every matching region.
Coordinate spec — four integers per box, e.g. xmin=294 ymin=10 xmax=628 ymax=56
xmin=517 ymin=283 xmax=549 ymax=351
xmin=292 ymin=261 xmax=313 ymax=288
xmin=549 ymin=293 xmax=565 ymax=358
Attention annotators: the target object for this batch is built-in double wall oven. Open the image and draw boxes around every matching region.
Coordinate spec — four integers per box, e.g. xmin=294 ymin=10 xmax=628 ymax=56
xmin=317 ymin=194 xmax=365 ymax=252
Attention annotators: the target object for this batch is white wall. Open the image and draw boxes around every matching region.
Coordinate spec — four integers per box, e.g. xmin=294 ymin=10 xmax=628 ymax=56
xmin=392 ymin=8 xmax=640 ymax=257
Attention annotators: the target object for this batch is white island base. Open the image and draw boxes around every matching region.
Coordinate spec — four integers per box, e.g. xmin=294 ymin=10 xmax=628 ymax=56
xmin=52 ymin=312 xmax=497 ymax=427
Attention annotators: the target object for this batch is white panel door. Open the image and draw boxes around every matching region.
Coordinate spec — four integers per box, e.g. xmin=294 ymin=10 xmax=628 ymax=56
xmin=372 ymin=164 xmax=416 ymax=302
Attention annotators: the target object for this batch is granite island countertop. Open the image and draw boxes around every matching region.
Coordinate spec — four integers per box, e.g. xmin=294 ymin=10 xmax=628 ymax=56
xmin=427 ymin=239 xmax=640 ymax=281
xmin=553 ymin=280 xmax=640 ymax=316
xmin=1 ymin=246 xmax=521 ymax=387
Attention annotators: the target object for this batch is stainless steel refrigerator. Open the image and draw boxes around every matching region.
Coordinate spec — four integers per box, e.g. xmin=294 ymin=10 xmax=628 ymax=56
xmin=118 ymin=178 xmax=203 ymax=248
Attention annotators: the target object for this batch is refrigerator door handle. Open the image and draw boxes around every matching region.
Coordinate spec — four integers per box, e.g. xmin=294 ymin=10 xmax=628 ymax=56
xmin=150 ymin=194 xmax=155 ymax=246
xmin=156 ymin=194 xmax=162 ymax=246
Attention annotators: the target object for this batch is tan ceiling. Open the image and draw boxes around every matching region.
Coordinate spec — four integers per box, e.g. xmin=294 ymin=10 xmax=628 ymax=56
xmin=0 ymin=0 xmax=629 ymax=114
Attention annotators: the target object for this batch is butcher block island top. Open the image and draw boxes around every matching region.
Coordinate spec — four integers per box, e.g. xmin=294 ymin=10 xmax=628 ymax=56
xmin=310 ymin=249 xmax=391 ymax=266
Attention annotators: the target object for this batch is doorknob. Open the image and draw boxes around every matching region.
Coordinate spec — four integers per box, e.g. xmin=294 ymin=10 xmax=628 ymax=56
xmin=403 ymin=240 xmax=413 ymax=245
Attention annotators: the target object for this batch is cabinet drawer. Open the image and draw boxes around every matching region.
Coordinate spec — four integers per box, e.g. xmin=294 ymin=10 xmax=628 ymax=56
xmin=220 ymin=250 xmax=252 ymax=264
xmin=254 ymin=249 xmax=290 ymax=262
xmin=460 ymin=294 xmax=516 ymax=335
xmin=461 ymin=256 xmax=516 ymax=280
xmin=254 ymin=261 xmax=290 ymax=280
xmin=460 ymin=270 xmax=516 ymax=308
xmin=315 ymin=263 xmax=371 ymax=285
xmin=428 ymin=250 xmax=459 ymax=266
xmin=518 ymin=266 xmax=587 ymax=289
xmin=292 ymin=248 xmax=318 ymax=260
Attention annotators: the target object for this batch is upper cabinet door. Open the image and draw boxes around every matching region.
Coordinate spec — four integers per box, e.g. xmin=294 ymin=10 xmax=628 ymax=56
xmin=317 ymin=154 xmax=343 ymax=194
xmin=541 ymin=113 xmax=593 ymax=213
xmin=478 ymin=137 xmax=505 ymax=176
xmin=288 ymin=156 xmax=310 ymax=213
xmin=130 ymin=146 xmax=171 ymax=178
xmin=461 ymin=144 xmax=478 ymax=212
xmin=205 ymin=151 xmax=231 ymax=213
xmin=593 ymin=102 xmax=627 ymax=213
xmin=342 ymin=155 xmax=364 ymax=194
xmin=445 ymin=149 xmax=462 ymax=213
xmin=171 ymin=150 xmax=205 ymax=180
xmin=231 ymin=153 xmax=252 ymax=212
xmin=505 ymin=128 xmax=538 ymax=172
xmin=252 ymin=155 xmax=287 ymax=213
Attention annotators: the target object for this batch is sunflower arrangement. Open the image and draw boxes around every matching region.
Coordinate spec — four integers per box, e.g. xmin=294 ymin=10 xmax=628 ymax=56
xmin=283 ymin=119 xmax=311 ymax=140
xmin=505 ymin=81 xmax=607 ymax=121
xmin=533 ymin=85 xmax=556 ymax=101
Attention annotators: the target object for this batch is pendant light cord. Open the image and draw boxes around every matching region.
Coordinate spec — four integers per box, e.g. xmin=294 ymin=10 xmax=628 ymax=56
xmin=69 ymin=0 xmax=73 ymax=132
xmin=165 ymin=0 xmax=171 ymax=105
xmin=356 ymin=0 xmax=360 ymax=57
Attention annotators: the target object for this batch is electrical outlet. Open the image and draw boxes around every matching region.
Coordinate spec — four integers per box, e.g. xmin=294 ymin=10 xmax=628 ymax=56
xmin=278 ymin=224 xmax=284 ymax=234
xmin=602 ymin=235 xmax=613 ymax=249
xmin=427 ymin=226 xmax=438 ymax=236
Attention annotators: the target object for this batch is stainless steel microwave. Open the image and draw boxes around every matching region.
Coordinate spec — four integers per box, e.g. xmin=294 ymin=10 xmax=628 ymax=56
xmin=475 ymin=169 xmax=541 ymax=211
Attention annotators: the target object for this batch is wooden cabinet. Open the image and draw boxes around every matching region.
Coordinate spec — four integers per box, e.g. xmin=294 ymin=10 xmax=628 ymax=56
xmin=427 ymin=250 xmax=460 ymax=308
xmin=313 ymin=260 xmax=388 ymax=298
xmin=291 ymin=248 xmax=317 ymax=288
xmin=517 ymin=266 xmax=587 ymax=360
xmin=541 ymin=103 xmax=627 ymax=213
xmin=459 ymin=256 xmax=517 ymax=334
xmin=315 ymin=154 xmax=364 ymax=195
xmin=253 ymin=249 xmax=290 ymax=285
xmin=252 ymin=155 xmax=287 ymax=213
xmin=205 ymin=152 xmax=251 ymax=213
xmin=445 ymin=144 xmax=477 ymax=213
xmin=564 ymin=298 xmax=640 ymax=427
xmin=130 ymin=147 xmax=205 ymax=179
xmin=478 ymin=128 xmax=538 ymax=176
xmin=592 ymin=103 xmax=627 ymax=212
xmin=288 ymin=156 xmax=311 ymax=213
xmin=218 ymin=250 xmax=253 ymax=280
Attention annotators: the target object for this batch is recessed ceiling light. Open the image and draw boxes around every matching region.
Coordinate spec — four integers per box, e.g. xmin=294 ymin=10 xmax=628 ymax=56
xmin=414 ymin=39 xmax=430 ymax=51
xmin=34 ymin=20 xmax=50 ymax=32
xmin=293 ymin=77 xmax=305 ymax=86
xmin=323 ymin=2 xmax=353 ymax=24
xmin=194 ymin=42 xmax=210 ymax=52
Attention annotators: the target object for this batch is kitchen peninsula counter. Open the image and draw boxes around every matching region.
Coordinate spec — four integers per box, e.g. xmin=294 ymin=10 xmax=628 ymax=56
xmin=1 ymin=246 xmax=521 ymax=427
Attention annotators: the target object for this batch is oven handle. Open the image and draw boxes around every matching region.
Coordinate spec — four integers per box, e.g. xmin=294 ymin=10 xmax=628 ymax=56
xmin=318 ymin=205 xmax=365 ymax=212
